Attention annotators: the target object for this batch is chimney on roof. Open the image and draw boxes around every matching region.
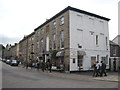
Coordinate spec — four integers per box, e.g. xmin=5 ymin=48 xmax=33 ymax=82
xmin=46 ymin=18 xmax=49 ymax=21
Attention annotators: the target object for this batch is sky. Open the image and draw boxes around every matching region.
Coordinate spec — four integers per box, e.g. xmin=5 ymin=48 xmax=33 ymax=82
xmin=0 ymin=0 xmax=119 ymax=46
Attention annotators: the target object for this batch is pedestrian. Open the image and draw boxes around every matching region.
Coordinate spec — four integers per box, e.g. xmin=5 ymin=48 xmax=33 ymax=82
xmin=100 ymin=61 xmax=107 ymax=77
xmin=36 ymin=61 xmax=40 ymax=71
xmin=92 ymin=61 xmax=97 ymax=77
xmin=95 ymin=61 xmax=100 ymax=77
xmin=30 ymin=60 xmax=33 ymax=69
xmin=48 ymin=62 xmax=52 ymax=73
xmin=25 ymin=61 xmax=28 ymax=69
xmin=41 ymin=62 xmax=45 ymax=72
xmin=45 ymin=61 xmax=49 ymax=72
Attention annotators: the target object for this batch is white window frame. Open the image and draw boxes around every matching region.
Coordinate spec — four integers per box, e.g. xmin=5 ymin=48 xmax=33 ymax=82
xmin=52 ymin=34 xmax=56 ymax=50
xmin=60 ymin=16 xmax=64 ymax=25
xmin=60 ymin=30 xmax=64 ymax=49
xmin=53 ymin=21 xmax=56 ymax=29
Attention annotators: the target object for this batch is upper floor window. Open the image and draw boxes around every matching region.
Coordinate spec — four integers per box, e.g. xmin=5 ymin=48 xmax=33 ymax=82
xmin=60 ymin=17 xmax=64 ymax=25
xmin=89 ymin=18 xmax=94 ymax=27
xmin=46 ymin=25 xmax=50 ymax=33
xmin=40 ymin=39 xmax=43 ymax=52
xmin=36 ymin=40 xmax=39 ymax=49
xmin=106 ymin=37 xmax=108 ymax=46
xmin=37 ymin=31 xmax=40 ymax=36
xmin=52 ymin=21 xmax=56 ymax=29
xmin=96 ymin=35 xmax=98 ymax=45
xmin=41 ymin=28 xmax=44 ymax=34
xmin=60 ymin=30 xmax=64 ymax=48
xmin=52 ymin=34 xmax=56 ymax=49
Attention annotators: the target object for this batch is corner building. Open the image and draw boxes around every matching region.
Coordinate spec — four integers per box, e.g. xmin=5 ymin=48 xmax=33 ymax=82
xmin=34 ymin=6 xmax=110 ymax=72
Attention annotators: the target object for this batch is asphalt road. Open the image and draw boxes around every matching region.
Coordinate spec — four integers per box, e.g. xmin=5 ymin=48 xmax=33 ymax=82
xmin=2 ymin=62 xmax=118 ymax=88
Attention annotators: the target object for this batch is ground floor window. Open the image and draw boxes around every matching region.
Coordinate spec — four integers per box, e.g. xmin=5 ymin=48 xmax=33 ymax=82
xmin=91 ymin=56 xmax=96 ymax=67
xmin=101 ymin=56 xmax=108 ymax=64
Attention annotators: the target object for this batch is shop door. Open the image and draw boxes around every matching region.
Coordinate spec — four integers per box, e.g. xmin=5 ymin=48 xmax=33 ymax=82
xmin=77 ymin=55 xmax=83 ymax=70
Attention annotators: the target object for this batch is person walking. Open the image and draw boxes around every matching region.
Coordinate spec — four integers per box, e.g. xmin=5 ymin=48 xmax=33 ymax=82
xmin=95 ymin=61 xmax=100 ymax=77
xmin=92 ymin=61 xmax=97 ymax=77
xmin=48 ymin=62 xmax=52 ymax=73
xmin=25 ymin=61 xmax=29 ymax=69
xmin=100 ymin=61 xmax=107 ymax=77
xmin=41 ymin=62 xmax=45 ymax=72
xmin=36 ymin=61 xmax=40 ymax=71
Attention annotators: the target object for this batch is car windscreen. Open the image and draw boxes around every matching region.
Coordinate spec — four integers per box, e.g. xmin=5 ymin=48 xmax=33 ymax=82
xmin=12 ymin=60 xmax=17 ymax=63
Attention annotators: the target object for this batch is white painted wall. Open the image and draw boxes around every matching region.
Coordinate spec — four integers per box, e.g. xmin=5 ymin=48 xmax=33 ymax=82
xmin=69 ymin=10 xmax=110 ymax=71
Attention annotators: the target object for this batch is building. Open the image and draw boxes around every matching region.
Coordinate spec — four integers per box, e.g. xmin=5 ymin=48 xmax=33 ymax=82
xmin=0 ymin=44 xmax=5 ymax=59
xmin=19 ymin=36 xmax=29 ymax=63
xmin=109 ymin=40 xmax=120 ymax=71
xmin=112 ymin=35 xmax=120 ymax=46
xmin=110 ymin=40 xmax=120 ymax=57
xmin=19 ymin=32 xmax=35 ymax=63
xmin=3 ymin=44 xmax=11 ymax=59
xmin=34 ymin=6 xmax=110 ymax=72
xmin=3 ymin=43 xmax=19 ymax=60
xmin=27 ymin=32 xmax=35 ymax=62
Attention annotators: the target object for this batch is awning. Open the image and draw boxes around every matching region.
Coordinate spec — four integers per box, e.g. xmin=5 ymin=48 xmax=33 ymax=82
xmin=56 ymin=51 xmax=64 ymax=57
xmin=77 ymin=50 xmax=86 ymax=56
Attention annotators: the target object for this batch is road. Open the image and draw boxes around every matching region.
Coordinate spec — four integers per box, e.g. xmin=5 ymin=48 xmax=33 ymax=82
xmin=2 ymin=62 xmax=118 ymax=88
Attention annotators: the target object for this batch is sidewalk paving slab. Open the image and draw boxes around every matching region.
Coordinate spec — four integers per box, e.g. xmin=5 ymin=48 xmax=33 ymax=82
xmin=93 ymin=75 xmax=118 ymax=82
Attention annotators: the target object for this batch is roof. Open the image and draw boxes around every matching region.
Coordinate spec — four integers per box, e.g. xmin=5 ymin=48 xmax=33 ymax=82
xmin=109 ymin=40 xmax=119 ymax=46
xmin=34 ymin=6 xmax=110 ymax=31
xmin=112 ymin=35 xmax=120 ymax=41
xmin=19 ymin=32 xmax=35 ymax=43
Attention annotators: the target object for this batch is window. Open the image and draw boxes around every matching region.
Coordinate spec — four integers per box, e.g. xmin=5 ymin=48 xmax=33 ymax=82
xmin=52 ymin=21 xmax=56 ymax=29
xmin=106 ymin=37 xmax=108 ymax=46
xmin=60 ymin=17 xmax=64 ymax=25
xmin=101 ymin=57 xmax=108 ymax=64
xmin=36 ymin=40 xmax=39 ymax=49
xmin=46 ymin=25 xmax=49 ymax=32
xmin=96 ymin=35 xmax=98 ymax=45
xmin=91 ymin=57 xmax=96 ymax=67
xmin=37 ymin=31 xmax=40 ymax=36
xmin=40 ymin=39 xmax=43 ymax=52
xmin=41 ymin=28 xmax=44 ymax=34
xmin=73 ymin=58 xmax=76 ymax=63
xmin=89 ymin=18 xmax=94 ymax=27
xmin=46 ymin=36 xmax=49 ymax=51
xmin=52 ymin=34 xmax=56 ymax=49
xmin=97 ymin=55 xmax=99 ymax=61
xmin=60 ymin=31 xmax=64 ymax=48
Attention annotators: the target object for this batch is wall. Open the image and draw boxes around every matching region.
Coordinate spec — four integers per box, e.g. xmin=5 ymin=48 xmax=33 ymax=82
xmin=69 ymin=10 xmax=110 ymax=71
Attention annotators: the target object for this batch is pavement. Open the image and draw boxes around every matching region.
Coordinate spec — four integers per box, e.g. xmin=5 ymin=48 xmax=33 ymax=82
xmin=18 ymin=64 xmax=119 ymax=82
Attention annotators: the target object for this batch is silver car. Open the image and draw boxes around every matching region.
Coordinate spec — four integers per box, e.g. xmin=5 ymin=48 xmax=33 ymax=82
xmin=10 ymin=60 xmax=18 ymax=66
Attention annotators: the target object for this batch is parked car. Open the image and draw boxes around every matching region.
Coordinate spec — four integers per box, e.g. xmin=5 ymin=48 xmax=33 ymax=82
xmin=2 ymin=59 xmax=7 ymax=62
xmin=6 ymin=59 xmax=11 ymax=64
xmin=10 ymin=60 xmax=18 ymax=66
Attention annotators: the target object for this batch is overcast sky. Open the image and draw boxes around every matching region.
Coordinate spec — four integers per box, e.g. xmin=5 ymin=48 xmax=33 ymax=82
xmin=0 ymin=0 xmax=119 ymax=46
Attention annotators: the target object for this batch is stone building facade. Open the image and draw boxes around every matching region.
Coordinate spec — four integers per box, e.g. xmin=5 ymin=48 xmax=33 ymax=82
xmin=27 ymin=32 xmax=35 ymax=62
xmin=34 ymin=10 xmax=69 ymax=71
xmin=19 ymin=36 xmax=28 ymax=63
xmin=19 ymin=32 xmax=35 ymax=63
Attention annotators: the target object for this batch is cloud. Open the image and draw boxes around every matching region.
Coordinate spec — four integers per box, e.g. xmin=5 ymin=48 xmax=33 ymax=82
xmin=0 ymin=34 xmax=21 ymax=46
